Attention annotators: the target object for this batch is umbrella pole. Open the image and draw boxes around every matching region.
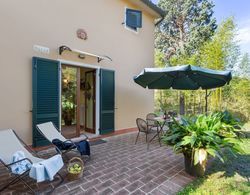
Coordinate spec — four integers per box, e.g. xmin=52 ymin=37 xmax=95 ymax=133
xmin=205 ymin=89 xmax=208 ymax=114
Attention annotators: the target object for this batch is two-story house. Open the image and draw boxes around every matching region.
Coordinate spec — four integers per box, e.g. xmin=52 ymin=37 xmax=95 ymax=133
xmin=0 ymin=0 xmax=165 ymax=146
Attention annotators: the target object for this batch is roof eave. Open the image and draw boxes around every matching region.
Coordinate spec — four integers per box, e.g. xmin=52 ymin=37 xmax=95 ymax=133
xmin=140 ymin=0 xmax=166 ymax=18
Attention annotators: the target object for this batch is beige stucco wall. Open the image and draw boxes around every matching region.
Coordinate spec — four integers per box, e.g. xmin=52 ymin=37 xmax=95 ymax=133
xmin=0 ymin=0 xmax=156 ymax=144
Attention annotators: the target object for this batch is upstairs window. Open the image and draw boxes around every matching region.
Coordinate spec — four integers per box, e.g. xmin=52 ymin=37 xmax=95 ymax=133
xmin=125 ymin=8 xmax=142 ymax=31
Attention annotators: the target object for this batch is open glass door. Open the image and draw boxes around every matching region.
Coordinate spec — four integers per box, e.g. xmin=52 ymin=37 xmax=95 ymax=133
xmin=85 ymin=70 xmax=96 ymax=133
xmin=61 ymin=65 xmax=77 ymax=138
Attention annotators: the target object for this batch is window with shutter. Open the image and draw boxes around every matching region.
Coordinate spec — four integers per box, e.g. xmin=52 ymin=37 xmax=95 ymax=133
xmin=125 ymin=8 xmax=142 ymax=32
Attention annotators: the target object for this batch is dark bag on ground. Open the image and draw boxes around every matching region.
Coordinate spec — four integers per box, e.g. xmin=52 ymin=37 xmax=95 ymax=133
xmin=76 ymin=140 xmax=90 ymax=156
xmin=52 ymin=139 xmax=90 ymax=156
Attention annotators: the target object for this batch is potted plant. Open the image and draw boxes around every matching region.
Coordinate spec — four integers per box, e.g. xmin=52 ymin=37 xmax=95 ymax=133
xmin=62 ymin=98 xmax=75 ymax=126
xmin=162 ymin=112 xmax=243 ymax=177
xmin=61 ymin=76 xmax=76 ymax=126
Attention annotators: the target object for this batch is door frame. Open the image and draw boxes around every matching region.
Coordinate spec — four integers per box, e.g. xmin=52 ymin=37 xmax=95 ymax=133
xmin=58 ymin=59 xmax=100 ymax=135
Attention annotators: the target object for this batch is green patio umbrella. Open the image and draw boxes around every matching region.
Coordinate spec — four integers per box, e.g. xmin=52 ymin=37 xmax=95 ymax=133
xmin=134 ymin=65 xmax=232 ymax=113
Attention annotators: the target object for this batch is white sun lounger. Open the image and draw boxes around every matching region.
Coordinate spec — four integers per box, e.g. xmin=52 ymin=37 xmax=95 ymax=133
xmin=0 ymin=129 xmax=64 ymax=193
xmin=36 ymin=122 xmax=89 ymax=157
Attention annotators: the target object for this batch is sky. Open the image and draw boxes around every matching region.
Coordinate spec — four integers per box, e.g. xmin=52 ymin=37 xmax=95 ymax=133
xmin=151 ymin=0 xmax=250 ymax=54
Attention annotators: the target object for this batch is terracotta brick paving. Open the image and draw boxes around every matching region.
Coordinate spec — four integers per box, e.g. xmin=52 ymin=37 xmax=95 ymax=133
xmin=0 ymin=132 xmax=195 ymax=194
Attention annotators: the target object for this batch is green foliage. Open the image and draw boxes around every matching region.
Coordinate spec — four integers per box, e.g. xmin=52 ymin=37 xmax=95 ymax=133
xmin=222 ymin=77 xmax=250 ymax=121
xmin=61 ymin=67 xmax=77 ymax=124
xmin=154 ymin=49 xmax=166 ymax=67
xmin=156 ymin=0 xmax=217 ymax=59
xmin=170 ymin=53 xmax=199 ymax=66
xmin=178 ymin=124 xmax=250 ymax=195
xmin=155 ymin=0 xmax=218 ymax=118
xmin=155 ymin=89 xmax=208 ymax=116
xmin=199 ymin=17 xmax=240 ymax=70
xmin=162 ymin=112 xmax=244 ymax=165
xmin=238 ymin=52 xmax=250 ymax=78
xmin=168 ymin=17 xmax=239 ymax=70
xmin=154 ymin=89 xmax=179 ymax=113
xmin=216 ymin=110 xmax=241 ymax=126
xmin=62 ymin=96 xmax=75 ymax=113
xmin=154 ymin=17 xmax=250 ymax=121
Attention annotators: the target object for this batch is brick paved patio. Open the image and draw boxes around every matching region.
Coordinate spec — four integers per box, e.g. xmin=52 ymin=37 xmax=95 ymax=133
xmin=0 ymin=132 xmax=195 ymax=195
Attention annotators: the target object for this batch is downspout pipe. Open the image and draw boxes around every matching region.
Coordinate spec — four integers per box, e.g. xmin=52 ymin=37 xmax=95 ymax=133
xmin=139 ymin=0 xmax=166 ymax=26
xmin=155 ymin=16 xmax=165 ymax=26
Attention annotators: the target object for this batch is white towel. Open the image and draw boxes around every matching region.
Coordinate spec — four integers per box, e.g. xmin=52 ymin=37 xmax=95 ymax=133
xmin=11 ymin=151 xmax=32 ymax=175
xmin=29 ymin=163 xmax=45 ymax=182
xmin=29 ymin=154 xmax=63 ymax=182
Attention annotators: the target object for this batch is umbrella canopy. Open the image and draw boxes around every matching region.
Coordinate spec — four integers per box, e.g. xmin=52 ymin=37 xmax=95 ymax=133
xmin=134 ymin=65 xmax=232 ymax=90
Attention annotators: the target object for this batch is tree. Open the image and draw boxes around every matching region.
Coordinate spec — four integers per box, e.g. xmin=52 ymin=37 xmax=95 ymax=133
xmin=238 ymin=53 xmax=250 ymax=78
xmin=199 ymin=17 xmax=240 ymax=70
xmin=155 ymin=17 xmax=249 ymax=117
xmin=155 ymin=49 xmax=166 ymax=67
xmin=197 ymin=18 xmax=240 ymax=110
xmin=156 ymin=0 xmax=217 ymax=61
xmin=155 ymin=0 xmax=217 ymax=115
xmin=223 ymin=77 xmax=250 ymax=121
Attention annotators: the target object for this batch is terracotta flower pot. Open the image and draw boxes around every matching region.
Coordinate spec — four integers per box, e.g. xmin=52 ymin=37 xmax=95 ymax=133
xmin=184 ymin=153 xmax=207 ymax=177
xmin=63 ymin=110 xmax=74 ymax=126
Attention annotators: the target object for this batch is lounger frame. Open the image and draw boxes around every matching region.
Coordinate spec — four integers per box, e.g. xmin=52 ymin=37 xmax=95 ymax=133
xmin=36 ymin=122 xmax=89 ymax=159
xmin=0 ymin=130 xmax=63 ymax=194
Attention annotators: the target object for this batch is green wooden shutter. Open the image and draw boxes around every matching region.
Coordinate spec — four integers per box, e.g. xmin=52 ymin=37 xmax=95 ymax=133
xmin=126 ymin=8 xmax=142 ymax=28
xmin=32 ymin=57 xmax=60 ymax=147
xmin=99 ymin=69 xmax=115 ymax=135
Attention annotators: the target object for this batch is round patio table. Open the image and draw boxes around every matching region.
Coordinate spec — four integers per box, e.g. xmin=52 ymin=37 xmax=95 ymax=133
xmin=147 ymin=116 xmax=181 ymax=150
xmin=154 ymin=116 xmax=181 ymax=133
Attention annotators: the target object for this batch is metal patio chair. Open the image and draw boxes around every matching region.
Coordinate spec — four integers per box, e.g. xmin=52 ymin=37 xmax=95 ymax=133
xmin=36 ymin=122 xmax=89 ymax=158
xmin=146 ymin=113 xmax=162 ymax=146
xmin=135 ymin=118 xmax=150 ymax=144
xmin=135 ymin=118 xmax=161 ymax=150
xmin=146 ymin=113 xmax=159 ymax=130
xmin=0 ymin=129 xmax=63 ymax=194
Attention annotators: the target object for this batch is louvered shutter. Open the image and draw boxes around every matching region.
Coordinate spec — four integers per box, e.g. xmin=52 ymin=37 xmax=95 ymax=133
xmin=32 ymin=57 xmax=60 ymax=147
xmin=99 ymin=69 xmax=115 ymax=134
xmin=126 ymin=8 xmax=142 ymax=28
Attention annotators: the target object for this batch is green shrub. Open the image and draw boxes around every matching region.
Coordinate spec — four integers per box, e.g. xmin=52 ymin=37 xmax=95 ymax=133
xmin=162 ymin=112 xmax=244 ymax=165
